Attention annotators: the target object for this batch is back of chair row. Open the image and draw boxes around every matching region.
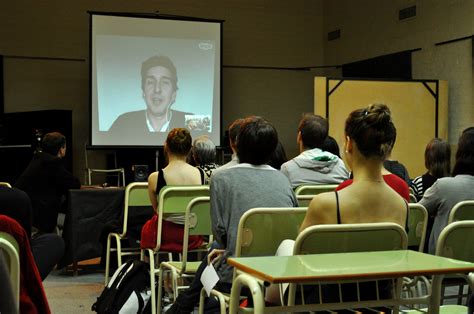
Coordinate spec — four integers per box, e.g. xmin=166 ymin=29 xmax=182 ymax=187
xmin=0 ymin=231 xmax=20 ymax=312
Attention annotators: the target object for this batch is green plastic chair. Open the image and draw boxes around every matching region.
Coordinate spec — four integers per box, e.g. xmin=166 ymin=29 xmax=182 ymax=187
xmin=407 ymin=203 xmax=428 ymax=252
xmin=105 ymin=182 xmax=151 ymax=285
xmin=158 ymin=196 xmax=212 ymax=311
xmin=448 ymin=200 xmax=474 ymax=224
xmin=431 ymin=221 xmax=474 ymax=313
xmin=198 ymin=207 xmax=307 ymax=314
xmin=289 ymin=223 xmax=408 ymax=311
xmin=0 ymin=231 xmax=20 ymax=312
xmin=296 ymin=195 xmax=314 ymax=207
xmin=144 ymin=185 xmax=210 ymax=314
xmin=294 ymin=184 xmax=338 ymax=196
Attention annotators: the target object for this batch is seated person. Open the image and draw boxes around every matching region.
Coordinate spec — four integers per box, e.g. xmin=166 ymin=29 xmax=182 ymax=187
xmin=191 ymin=135 xmax=219 ymax=184
xmin=337 ymin=133 xmax=410 ymax=201
xmin=420 ymin=127 xmax=474 ymax=254
xmin=268 ymin=141 xmax=288 ymax=170
xmin=15 ymin=132 xmax=81 ymax=233
xmin=0 ymin=215 xmax=50 ymax=313
xmin=140 ymin=128 xmax=205 ymax=251
xmin=280 ymin=114 xmax=349 ymax=188
xmin=0 ymin=186 xmax=64 ymax=280
xmin=211 ymin=118 xmax=244 ymax=177
xmin=283 ymin=104 xmax=408 ymax=309
xmin=166 ymin=116 xmax=298 ymax=313
xmin=411 ymin=138 xmax=451 ymax=201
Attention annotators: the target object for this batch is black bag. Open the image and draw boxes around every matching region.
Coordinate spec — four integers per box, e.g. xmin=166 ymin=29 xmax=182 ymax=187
xmin=92 ymin=260 xmax=150 ymax=314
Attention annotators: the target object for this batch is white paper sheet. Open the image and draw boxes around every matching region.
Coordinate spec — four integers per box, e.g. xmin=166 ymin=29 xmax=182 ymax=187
xmin=200 ymin=264 xmax=220 ymax=297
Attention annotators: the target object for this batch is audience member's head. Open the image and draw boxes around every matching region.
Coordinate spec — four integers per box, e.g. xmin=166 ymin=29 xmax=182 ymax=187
xmin=165 ymin=128 xmax=192 ymax=157
xmin=228 ymin=118 xmax=245 ymax=150
xmin=192 ymin=135 xmax=216 ymax=165
xmin=268 ymin=141 xmax=288 ymax=170
xmin=424 ymin=138 xmax=451 ymax=178
xmin=236 ymin=116 xmax=278 ymax=165
xmin=297 ymin=114 xmax=328 ymax=150
xmin=320 ymin=136 xmax=341 ymax=158
xmin=345 ymin=103 xmax=396 ymax=161
xmin=452 ymin=127 xmax=474 ymax=176
xmin=41 ymin=132 xmax=66 ymax=157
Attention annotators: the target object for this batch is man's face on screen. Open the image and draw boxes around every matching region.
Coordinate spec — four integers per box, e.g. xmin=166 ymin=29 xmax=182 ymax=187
xmin=142 ymin=66 xmax=176 ymax=117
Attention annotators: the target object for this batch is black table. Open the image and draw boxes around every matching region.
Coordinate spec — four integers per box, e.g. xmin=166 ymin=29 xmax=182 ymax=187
xmin=58 ymin=187 xmax=125 ymax=269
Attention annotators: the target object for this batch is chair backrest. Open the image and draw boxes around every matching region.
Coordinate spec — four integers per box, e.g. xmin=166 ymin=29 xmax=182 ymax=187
xmin=0 ymin=182 xmax=12 ymax=188
xmin=436 ymin=221 xmax=474 ymax=262
xmin=122 ymin=182 xmax=150 ymax=236
xmin=235 ymin=207 xmax=307 ymax=258
xmin=448 ymin=200 xmax=474 ymax=224
xmin=181 ymin=196 xmax=212 ymax=272
xmin=0 ymin=231 xmax=20 ymax=311
xmin=294 ymin=184 xmax=338 ymax=196
xmin=155 ymin=185 xmax=210 ymax=250
xmin=407 ymin=203 xmax=428 ymax=252
xmin=296 ymin=195 xmax=313 ymax=207
xmin=409 ymin=193 xmax=417 ymax=203
xmin=294 ymin=222 xmax=408 ymax=255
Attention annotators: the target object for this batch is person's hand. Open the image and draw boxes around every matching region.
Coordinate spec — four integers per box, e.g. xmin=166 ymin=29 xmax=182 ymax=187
xmin=207 ymin=249 xmax=225 ymax=265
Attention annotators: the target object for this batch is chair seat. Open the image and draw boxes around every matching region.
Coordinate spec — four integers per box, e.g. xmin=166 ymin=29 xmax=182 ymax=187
xmin=163 ymin=261 xmax=202 ymax=274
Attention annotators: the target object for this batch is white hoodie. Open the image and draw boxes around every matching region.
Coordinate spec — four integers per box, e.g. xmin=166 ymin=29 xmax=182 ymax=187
xmin=280 ymin=148 xmax=350 ymax=188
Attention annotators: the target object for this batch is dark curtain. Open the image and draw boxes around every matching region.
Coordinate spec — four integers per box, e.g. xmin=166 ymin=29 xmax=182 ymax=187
xmin=342 ymin=51 xmax=412 ymax=79
xmin=0 ymin=55 xmax=3 ymax=114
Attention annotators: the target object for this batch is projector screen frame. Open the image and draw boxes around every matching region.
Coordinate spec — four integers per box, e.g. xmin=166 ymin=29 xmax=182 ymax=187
xmin=88 ymin=11 xmax=224 ymax=149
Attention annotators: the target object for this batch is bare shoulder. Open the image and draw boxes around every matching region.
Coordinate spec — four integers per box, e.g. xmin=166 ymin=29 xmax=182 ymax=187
xmin=148 ymin=171 xmax=159 ymax=191
xmin=300 ymin=192 xmax=337 ymax=231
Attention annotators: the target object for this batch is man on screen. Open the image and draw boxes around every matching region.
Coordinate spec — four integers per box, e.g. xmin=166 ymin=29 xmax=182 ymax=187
xmin=109 ymin=55 xmax=192 ymax=133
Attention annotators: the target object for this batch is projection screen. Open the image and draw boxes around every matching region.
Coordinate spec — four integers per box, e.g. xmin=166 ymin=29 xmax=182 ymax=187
xmin=90 ymin=13 xmax=222 ymax=147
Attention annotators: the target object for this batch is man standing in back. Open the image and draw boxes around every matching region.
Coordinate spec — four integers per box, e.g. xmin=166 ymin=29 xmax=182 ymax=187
xmin=281 ymin=114 xmax=349 ymax=188
xmin=16 ymin=132 xmax=81 ymax=233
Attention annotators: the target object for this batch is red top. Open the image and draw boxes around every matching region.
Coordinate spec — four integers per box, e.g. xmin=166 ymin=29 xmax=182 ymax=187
xmin=0 ymin=215 xmax=50 ymax=314
xmin=336 ymin=174 xmax=410 ymax=202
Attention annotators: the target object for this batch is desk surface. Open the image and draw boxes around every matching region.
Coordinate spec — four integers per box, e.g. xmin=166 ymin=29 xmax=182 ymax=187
xmin=228 ymin=250 xmax=474 ymax=284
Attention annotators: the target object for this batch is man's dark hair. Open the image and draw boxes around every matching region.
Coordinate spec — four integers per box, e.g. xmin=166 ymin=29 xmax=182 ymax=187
xmin=236 ymin=116 xmax=278 ymax=165
xmin=452 ymin=127 xmax=474 ymax=176
xmin=141 ymin=55 xmax=178 ymax=90
xmin=298 ymin=114 xmax=329 ymax=149
xmin=41 ymin=132 xmax=66 ymax=156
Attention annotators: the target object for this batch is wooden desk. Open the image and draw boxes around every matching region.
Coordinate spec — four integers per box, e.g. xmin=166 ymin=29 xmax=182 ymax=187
xmin=227 ymin=250 xmax=474 ymax=313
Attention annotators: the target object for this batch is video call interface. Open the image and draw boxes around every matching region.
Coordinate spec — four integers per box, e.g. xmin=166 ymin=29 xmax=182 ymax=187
xmin=90 ymin=14 xmax=222 ymax=146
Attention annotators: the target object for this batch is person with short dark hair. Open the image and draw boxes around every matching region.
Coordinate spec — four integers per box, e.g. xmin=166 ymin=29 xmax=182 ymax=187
xmin=166 ymin=116 xmax=298 ymax=313
xmin=109 ymin=55 xmax=193 ymax=135
xmin=0 ymin=186 xmax=64 ymax=280
xmin=211 ymin=118 xmax=244 ymax=177
xmin=280 ymin=114 xmax=349 ymax=188
xmin=191 ymin=135 xmax=219 ymax=184
xmin=268 ymin=141 xmax=288 ymax=170
xmin=411 ymin=138 xmax=451 ymax=201
xmin=420 ymin=127 xmax=474 ymax=254
xmin=15 ymin=132 xmax=81 ymax=233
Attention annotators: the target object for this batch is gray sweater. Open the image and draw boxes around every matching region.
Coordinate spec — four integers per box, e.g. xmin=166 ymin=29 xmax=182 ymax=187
xmin=420 ymin=175 xmax=474 ymax=254
xmin=210 ymin=164 xmax=298 ymax=283
xmin=281 ymin=148 xmax=349 ymax=188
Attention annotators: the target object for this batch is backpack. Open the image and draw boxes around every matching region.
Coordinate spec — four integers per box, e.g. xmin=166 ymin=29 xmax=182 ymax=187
xmin=92 ymin=260 xmax=151 ymax=314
